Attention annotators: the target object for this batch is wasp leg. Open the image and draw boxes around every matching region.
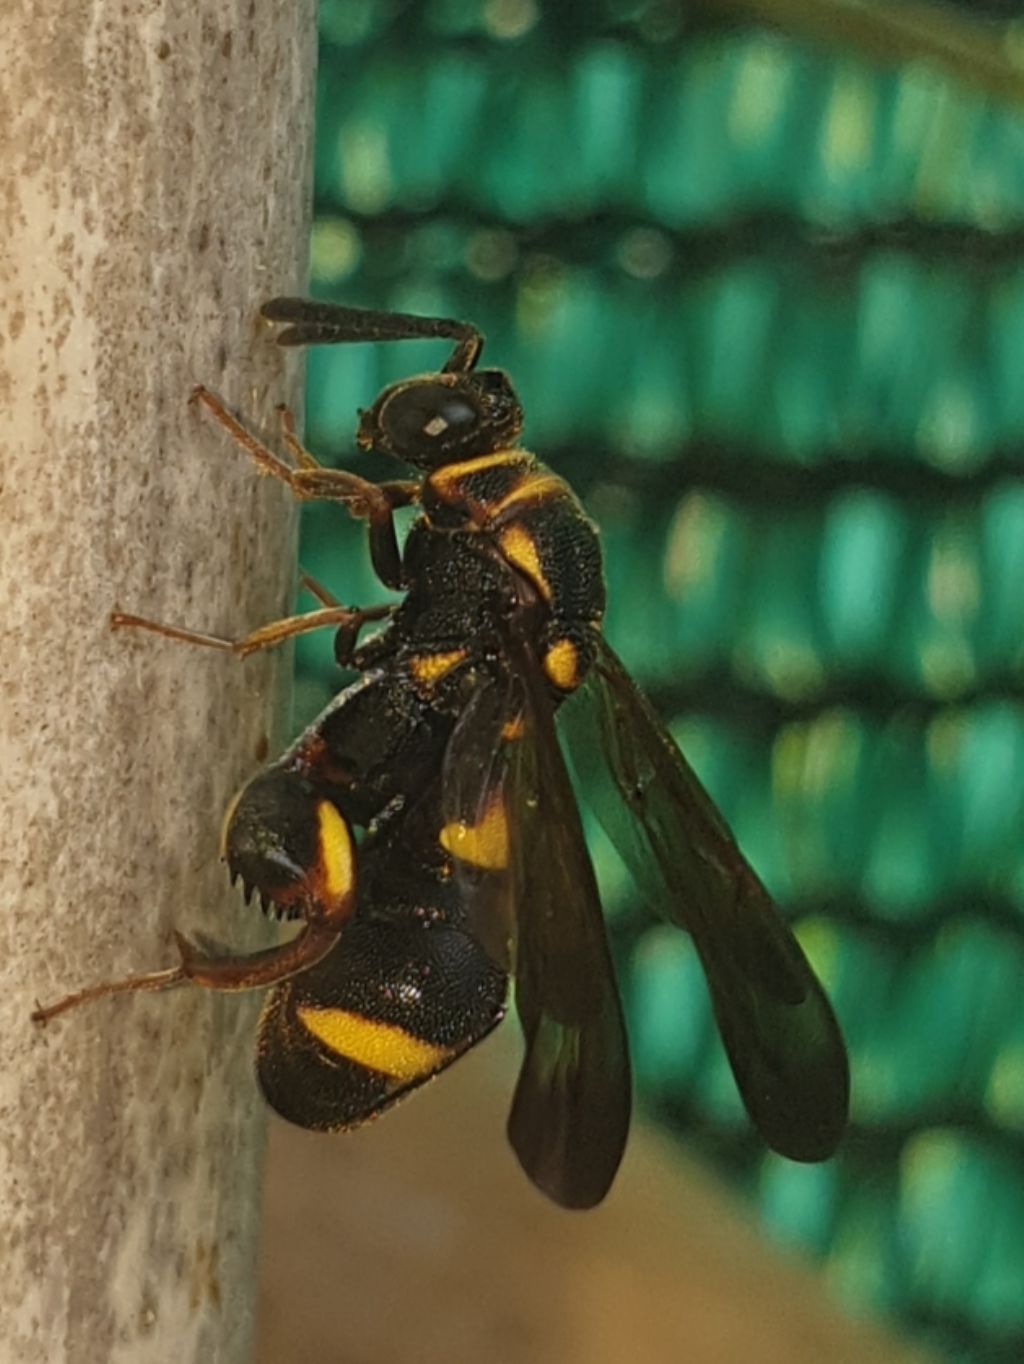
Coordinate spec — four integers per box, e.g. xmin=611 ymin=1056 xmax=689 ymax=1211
xmin=32 ymin=773 xmax=360 ymax=1024
xmin=32 ymin=961 xmax=190 ymax=1023
xmin=221 ymin=766 xmax=357 ymax=933
xmin=277 ymin=403 xmax=418 ymax=514
xmin=299 ymin=571 xmax=339 ymax=607
xmin=29 ymin=918 xmax=345 ymax=1024
xmin=110 ymin=602 xmax=393 ymax=659
xmin=167 ymin=924 xmax=341 ymax=991
xmin=293 ymin=469 xmax=411 ymax=589
xmin=190 ymin=385 xmax=417 ymax=589
xmin=275 ymin=402 xmax=320 ymax=470
xmin=295 ymin=572 xmax=371 ymax=663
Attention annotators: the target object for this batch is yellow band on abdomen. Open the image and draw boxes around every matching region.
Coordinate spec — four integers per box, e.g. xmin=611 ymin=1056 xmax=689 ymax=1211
xmin=297 ymin=1006 xmax=450 ymax=1081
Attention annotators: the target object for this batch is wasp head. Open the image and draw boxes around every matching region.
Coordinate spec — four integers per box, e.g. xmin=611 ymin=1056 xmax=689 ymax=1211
xmin=356 ymin=370 xmax=523 ymax=469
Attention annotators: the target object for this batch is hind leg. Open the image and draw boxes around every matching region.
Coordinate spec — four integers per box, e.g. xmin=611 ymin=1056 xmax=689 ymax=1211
xmin=32 ymin=768 xmax=358 ymax=1023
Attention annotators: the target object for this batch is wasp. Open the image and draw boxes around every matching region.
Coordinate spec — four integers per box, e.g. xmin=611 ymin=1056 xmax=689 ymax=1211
xmin=33 ymin=299 xmax=849 ymax=1208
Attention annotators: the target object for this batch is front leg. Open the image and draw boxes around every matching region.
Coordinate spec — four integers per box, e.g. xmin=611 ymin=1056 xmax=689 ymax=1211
xmin=191 ymin=386 xmax=418 ymax=590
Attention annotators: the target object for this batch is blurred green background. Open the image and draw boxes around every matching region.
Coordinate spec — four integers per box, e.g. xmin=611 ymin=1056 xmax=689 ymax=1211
xmin=290 ymin=3 xmax=1024 ymax=1361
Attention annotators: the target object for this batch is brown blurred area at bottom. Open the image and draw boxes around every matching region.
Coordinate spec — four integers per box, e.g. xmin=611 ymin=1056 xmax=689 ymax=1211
xmin=256 ymin=1032 xmax=932 ymax=1364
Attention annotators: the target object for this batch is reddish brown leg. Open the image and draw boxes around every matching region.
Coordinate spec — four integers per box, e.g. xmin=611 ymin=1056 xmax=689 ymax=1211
xmin=32 ymin=961 xmax=189 ymax=1023
xmin=110 ymin=601 xmax=393 ymax=659
xmin=299 ymin=571 xmax=341 ymax=608
xmin=190 ymin=385 xmax=417 ymax=519
xmin=191 ymin=385 xmax=418 ymax=589
xmin=33 ymin=768 xmax=361 ymax=1023
xmin=31 ymin=923 xmax=343 ymax=1023
xmin=276 ymin=403 xmax=321 ymax=471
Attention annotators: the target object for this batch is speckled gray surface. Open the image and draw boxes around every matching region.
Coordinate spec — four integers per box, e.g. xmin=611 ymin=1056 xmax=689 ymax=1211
xmin=0 ymin=3 xmax=315 ymax=1360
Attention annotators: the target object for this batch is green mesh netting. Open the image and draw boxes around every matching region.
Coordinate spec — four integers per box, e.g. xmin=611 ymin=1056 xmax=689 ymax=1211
xmin=294 ymin=5 xmax=1024 ymax=1361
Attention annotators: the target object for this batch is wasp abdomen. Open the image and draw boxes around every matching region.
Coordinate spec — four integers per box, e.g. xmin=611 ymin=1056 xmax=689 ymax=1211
xmin=256 ymin=916 xmax=507 ymax=1131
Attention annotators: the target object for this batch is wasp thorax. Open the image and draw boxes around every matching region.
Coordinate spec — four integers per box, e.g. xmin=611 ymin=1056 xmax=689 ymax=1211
xmin=357 ymin=369 xmax=523 ymax=468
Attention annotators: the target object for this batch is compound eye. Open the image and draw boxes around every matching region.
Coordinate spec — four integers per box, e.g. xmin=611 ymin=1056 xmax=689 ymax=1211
xmin=380 ymin=383 xmax=479 ymax=457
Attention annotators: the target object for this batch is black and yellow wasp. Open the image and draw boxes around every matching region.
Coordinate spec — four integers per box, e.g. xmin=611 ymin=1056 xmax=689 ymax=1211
xmin=34 ymin=299 xmax=849 ymax=1208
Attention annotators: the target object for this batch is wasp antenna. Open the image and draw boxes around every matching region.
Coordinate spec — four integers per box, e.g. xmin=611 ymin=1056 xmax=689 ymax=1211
xmin=261 ymin=297 xmax=483 ymax=373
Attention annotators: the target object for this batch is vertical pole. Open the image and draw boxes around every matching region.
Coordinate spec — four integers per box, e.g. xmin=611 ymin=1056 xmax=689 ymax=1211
xmin=0 ymin=2 xmax=316 ymax=1361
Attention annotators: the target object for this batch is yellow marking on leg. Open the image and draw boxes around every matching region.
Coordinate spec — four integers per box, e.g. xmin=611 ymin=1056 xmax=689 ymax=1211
xmin=544 ymin=637 xmax=580 ymax=692
xmin=297 ymin=1007 xmax=450 ymax=1081
xmin=409 ymin=649 xmax=468 ymax=691
xmin=439 ymin=793 xmax=509 ymax=871
xmin=316 ymin=800 xmax=355 ymax=905
xmin=498 ymin=524 xmax=552 ymax=602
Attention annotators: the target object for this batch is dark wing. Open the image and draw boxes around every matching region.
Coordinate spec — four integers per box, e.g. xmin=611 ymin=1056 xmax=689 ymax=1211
xmin=442 ymin=660 xmax=632 ymax=1209
xmin=440 ymin=674 xmax=519 ymax=974
xmin=560 ymin=639 xmax=848 ymax=1161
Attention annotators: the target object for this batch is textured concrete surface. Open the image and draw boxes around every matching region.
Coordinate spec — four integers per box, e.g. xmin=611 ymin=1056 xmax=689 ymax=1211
xmin=0 ymin=3 xmax=314 ymax=1360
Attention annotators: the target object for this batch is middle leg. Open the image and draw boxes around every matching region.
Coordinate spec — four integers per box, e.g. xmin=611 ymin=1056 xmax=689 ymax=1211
xmin=111 ymin=600 xmax=393 ymax=659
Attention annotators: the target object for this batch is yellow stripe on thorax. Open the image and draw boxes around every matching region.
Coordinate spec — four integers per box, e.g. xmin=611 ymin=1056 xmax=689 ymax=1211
xmin=489 ymin=472 xmax=568 ymax=520
xmin=298 ymin=1007 xmax=450 ymax=1081
xmin=427 ymin=450 xmax=525 ymax=503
